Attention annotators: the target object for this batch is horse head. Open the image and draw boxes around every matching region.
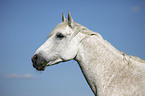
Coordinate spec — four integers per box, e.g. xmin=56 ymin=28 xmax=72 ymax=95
xmin=31 ymin=11 xmax=87 ymax=71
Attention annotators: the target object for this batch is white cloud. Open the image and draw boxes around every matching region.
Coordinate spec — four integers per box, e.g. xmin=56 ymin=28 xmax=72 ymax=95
xmin=132 ymin=6 xmax=140 ymax=12
xmin=5 ymin=73 xmax=35 ymax=79
xmin=0 ymin=70 xmax=35 ymax=79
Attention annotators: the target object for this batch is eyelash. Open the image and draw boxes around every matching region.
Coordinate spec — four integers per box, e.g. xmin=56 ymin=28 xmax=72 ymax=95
xmin=56 ymin=33 xmax=65 ymax=39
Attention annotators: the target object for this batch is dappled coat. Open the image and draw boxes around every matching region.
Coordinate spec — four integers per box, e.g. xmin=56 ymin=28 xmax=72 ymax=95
xmin=32 ymin=12 xmax=145 ymax=96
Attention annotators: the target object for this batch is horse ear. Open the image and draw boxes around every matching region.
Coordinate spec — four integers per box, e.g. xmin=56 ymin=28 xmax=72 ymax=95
xmin=68 ymin=11 xmax=75 ymax=28
xmin=62 ymin=13 xmax=67 ymax=22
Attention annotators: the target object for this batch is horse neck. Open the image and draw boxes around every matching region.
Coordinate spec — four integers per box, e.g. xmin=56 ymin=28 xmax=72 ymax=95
xmin=74 ymin=34 xmax=126 ymax=95
xmin=75 ymin=33 xmax=125 ymax=71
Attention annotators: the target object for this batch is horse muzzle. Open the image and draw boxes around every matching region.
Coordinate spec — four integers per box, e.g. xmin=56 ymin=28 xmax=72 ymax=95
xmin=31 ymin=54 xmax=47 ymax=71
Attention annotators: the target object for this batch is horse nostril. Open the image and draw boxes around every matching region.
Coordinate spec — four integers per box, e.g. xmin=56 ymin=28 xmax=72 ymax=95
xmin=32 ymin=54 xmax=39 ymax=64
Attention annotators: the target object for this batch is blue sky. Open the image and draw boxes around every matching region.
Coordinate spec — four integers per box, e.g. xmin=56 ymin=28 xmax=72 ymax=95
xmin=0 ymin=0 xmax=145 ymax=96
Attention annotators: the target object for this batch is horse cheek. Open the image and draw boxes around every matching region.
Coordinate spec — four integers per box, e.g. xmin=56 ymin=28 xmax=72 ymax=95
xmin=61 ymin=44 xmax=78 ymax=60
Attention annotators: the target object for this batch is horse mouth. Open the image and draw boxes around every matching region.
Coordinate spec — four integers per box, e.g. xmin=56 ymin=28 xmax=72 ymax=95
xmin=33 ymin=61 xmax=48 ymax=71
xmin=46 ymin=59 xmax=63 ymax=66
xmin=34 ymin=59 xmax=63 ymax=71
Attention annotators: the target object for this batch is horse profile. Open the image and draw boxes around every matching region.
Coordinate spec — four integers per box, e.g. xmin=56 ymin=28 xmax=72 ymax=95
xmin=32 ymin=11 xmax=145 ymax=96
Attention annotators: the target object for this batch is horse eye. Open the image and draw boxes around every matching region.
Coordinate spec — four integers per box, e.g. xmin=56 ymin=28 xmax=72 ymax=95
xmin=56 ymin=33 xmax=65 ymax=39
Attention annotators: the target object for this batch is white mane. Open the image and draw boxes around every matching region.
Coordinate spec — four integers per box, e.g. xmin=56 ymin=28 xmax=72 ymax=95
xmin=76 ymin=22 xmax=145 ymax=64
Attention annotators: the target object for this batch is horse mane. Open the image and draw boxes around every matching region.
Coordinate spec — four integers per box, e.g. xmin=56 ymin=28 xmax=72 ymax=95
xmin=76 ymin=23 xmax=123 ymax=55
xmin=76 ymin=23 xmax=145 ymax=64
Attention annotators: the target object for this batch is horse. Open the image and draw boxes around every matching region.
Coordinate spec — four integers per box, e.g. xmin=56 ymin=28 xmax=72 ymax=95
xmin=31 ymin=11 xmax=145 ymax=96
